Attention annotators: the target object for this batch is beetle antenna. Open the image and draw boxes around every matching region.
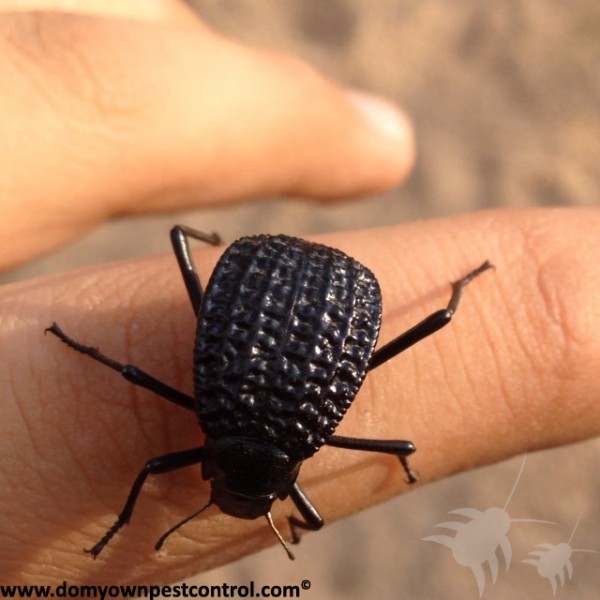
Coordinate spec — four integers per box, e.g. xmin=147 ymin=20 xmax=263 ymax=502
xmin=155 ymin=500 xmax=213 ymax=551
xmin=266 ymin=512 xmax=295 ymax=560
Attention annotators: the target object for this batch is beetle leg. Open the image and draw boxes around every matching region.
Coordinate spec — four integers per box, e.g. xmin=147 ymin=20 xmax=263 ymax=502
xmin=327 ymin=435 xmax=418 ymax=483
xmin=368 ymin=260 xmax=493 ymax=371
xmin=288 ymin=482 xmax=324 ymax=544
xmin=170 ymin=225 xmax=221 ymax=316
xmin=86 ymin=446 xmax=206 ymax=558
xmin=45 ymin=323 xmax=195 ymax=411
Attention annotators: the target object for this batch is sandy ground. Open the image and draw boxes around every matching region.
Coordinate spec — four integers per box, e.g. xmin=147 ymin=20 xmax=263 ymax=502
xmin=2 ymin=2 xmax=598 ymax=598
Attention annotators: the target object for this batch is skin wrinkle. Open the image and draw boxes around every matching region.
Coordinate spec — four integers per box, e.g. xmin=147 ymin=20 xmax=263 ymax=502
xmin=435 ymin=326 xmax=474 ymax=438
xmin=72 ymin=353 xmax=139 ymax=497
xmin=482 ymin=342 xmax=518 ymax=450
xmin=5 ymin=13 xmax=142 ymax=131
xmin=460 ymin=292 xmax=498 ymax=420
xmin=456 ymin=219 xmax=541 ymax=443
xmin=0 ymin=14 xmax=50 ymax=85
xmin=370 ymin=211 xmax=596 ymax=464
xmin=123 ymin=272 xmax=161 ymax=453
xmin=388 ymin=253 xmax=486 ymax=448
xmin=359 ymin=310 xmax=422 ymax=442
xmin=542 ymin=230 xmax=595 ymax=434
xmin=7 ymin=359 xmax=44 ymax=463
xmin=52 ymin=260 xmax=197 ymax=550
xmin=503 ymin=225 xmax=580 ymax=441
xmin=0 ymin=17 xmax=114 ymax=193
xmin=385 ymin=244 xmax=425 ymax=321
xmin=56 ymin=413 xmax=98 ymax=506
xmin=504 ymin=272 xmax=546 ymax=385
xmin=350 ymin=375 xmax=381 ymax=437
xmin=0 ymin=16 xmax=162 ymax=244
xmin=361 ymin=261 xmax=471 ymax=458
xmin=49 ymin=23 xmax=138 ymax=127
xmin=476 ymin=288 xmax=520 ymax=441
xmin=52 ymin=375 xmax=116 ymax=503
xmin=0 ymin=457 xmax=37 ymax=510
xmin=125 ymin=261 xmax=197 ymax=453
xmin=536 ymin=255 xmax=587 ymax=377
xmin=47 ymin=286 xmax=138 ymax=477
xmin=81 ymin=284 xmax=203 ymax=555
xmin=443 ymin=248 xmax=499 ymax=435
xmin=404 ymin=345 xmax=422 ymax=442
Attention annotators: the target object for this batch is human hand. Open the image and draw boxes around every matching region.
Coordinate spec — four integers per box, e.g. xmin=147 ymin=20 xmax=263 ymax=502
xmin=0 ymin=0 xmax=413 ymax=271
xmin=1 ymin=207 xmax=598 ymax=584
xmin=0 ymin=0 xmax=410 ymax=584
xmin=1 ymin=0 xmax=599 ymax=588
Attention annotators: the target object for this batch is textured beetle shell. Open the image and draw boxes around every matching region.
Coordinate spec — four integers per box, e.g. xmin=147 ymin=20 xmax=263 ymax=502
xmin=194 ymin=235 xmax=382 ymax=461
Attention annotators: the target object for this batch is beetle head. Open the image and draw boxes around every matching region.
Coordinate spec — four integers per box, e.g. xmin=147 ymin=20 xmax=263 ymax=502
xmin=203 ymin=436 xmax=300 ymax=520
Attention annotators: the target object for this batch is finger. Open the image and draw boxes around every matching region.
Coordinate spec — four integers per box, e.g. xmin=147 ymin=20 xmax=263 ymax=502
xmin=0 ymin=0 xmax=200 ymax=26
xmin=5 ymin=209 xmax=595 ymax=584
xmin=0 ymin=12 xmax=413 ymax=270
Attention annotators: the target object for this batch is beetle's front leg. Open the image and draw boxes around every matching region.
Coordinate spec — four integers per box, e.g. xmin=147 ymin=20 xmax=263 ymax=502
xmin=170 ymin=225 xmax=221 ymax=316
xmin=327 ymin=435 xmax=418 ymax=483
xmin=288 ymin=483 xmax=324 ymax=544
xmin=87 ymin=447 xmax=205 ymax=558
xmin=46 ymin=323 xmax=195 ymax=411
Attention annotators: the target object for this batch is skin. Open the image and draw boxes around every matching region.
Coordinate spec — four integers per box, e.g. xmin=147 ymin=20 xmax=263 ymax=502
xmin=0 ymin=0 xmax=598 ymax=586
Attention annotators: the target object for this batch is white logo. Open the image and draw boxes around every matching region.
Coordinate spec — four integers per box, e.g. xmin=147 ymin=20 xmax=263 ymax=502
xmin=522 ymin=512 xmax=598 ymax=595
xmin=423 ymin=455 xmax=553 ymax=597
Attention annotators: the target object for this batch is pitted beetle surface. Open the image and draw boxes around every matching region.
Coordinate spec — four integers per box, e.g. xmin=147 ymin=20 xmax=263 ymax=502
xmin=195 ymin=234 xmax=381 ymax=459
xmin=47 ymin=226 xmax=492 ymax=559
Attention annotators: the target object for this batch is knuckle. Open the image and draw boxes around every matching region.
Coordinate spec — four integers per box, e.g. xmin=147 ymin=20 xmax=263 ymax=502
xmin=535 ymin=253 xmax=596 ymax=373
xmin=503 ymin=211 xmax=600 ymax=437
xmin=524 ymin=216 xmax=598 ymax=381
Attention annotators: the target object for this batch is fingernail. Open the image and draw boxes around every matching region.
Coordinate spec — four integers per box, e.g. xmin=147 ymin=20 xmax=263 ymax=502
xmin=345 ymin=90 xmax=412 ymax=141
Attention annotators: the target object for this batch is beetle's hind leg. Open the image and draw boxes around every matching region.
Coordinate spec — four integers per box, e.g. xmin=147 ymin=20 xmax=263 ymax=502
xmin=288 ymin=483 xmax=324 ymax=544
xmin=170 ymin=225 xmax=221 ymax=316
xmin=327 ymin=436 xmax=418 ymax=483
xmin=45 ymin=323 xmax=195 ymax=411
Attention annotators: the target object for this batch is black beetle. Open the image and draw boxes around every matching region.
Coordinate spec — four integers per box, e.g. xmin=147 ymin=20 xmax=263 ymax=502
xmin=46 ymin=225 xmax=491 ymax=559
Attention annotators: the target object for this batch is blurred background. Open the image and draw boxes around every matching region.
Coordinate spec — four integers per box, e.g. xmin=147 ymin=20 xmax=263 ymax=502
xmin=3 ymin=1 xmax=598 ymax=598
